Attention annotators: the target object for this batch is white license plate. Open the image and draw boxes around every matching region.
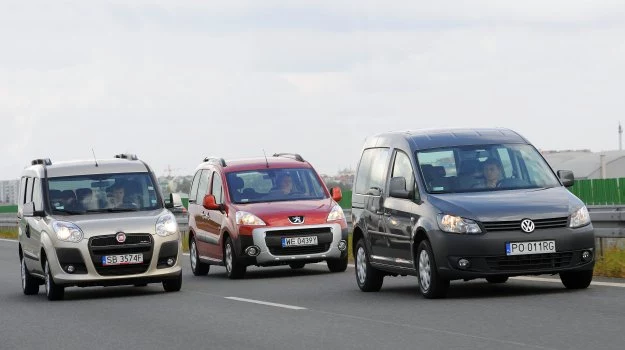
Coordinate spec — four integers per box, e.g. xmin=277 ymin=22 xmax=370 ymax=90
xmin=506 ymin=241 xmax=556 ymax=256
xmin=281 ymin=236 xmax=318 ymax=247
xmin=102 ymin=253 xmax=144 ymax=266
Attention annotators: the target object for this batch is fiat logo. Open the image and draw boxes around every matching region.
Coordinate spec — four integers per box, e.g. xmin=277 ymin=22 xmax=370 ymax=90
xmin=116 ymin=232 xmax=126 ymax=243
xmin=520 ymin=219 xmax=535 ymax=233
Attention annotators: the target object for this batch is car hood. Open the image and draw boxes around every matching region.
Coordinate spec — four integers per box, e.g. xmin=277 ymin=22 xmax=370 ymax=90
xmin=234 ymin=198 xmax=335 ymax=226
xmin=427 ymin=187 xmax=583 ymax=222
xmin=54 ymin=209 xmax=170 ymax=237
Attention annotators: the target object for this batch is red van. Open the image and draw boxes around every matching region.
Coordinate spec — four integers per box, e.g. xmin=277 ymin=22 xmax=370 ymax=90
xmin=187 ymin=153 xmax=348 ymax=279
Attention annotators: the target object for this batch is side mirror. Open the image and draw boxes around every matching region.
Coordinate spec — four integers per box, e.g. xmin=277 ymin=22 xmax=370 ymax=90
xmin=389 ymin=177 xmax=412 ymax=199
xmin=331 ymin=187 xmax=342 ymax=202
xmin=23 ymin=202 xmax=45 ymax=217
xmin=557 ymin=170 xmax=575 ymax=188
xmin=202 ymin=194 xmax=221 ymax=210
xmin=165 ymin=193 xmax=174 ymax=209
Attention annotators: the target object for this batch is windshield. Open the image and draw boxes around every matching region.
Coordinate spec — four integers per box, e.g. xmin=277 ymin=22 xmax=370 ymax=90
xmin=226 ymin=168 xmax=327 ymax=204
xmin=47 ymin=172 xmax=162 ymax=214
xmin=416 ymin=144 xmax=560 ymax=194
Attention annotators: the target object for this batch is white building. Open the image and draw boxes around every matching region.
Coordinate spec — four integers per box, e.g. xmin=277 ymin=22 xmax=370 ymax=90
xmin=542 ymin=150 xmax=625 ymax=179
xmin=0 ymin=179 xmax=20 ymax=204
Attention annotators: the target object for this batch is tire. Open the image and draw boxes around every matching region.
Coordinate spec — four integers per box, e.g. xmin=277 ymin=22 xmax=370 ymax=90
xmin=354 ymin=239 xmax=384 ymax=292
xmin=327 ymin=255 xmax=348 ymax=273
xmin=416 ymin=240 xmax=449 ymax=299
xmin=162 ymin=272 xmax=182 ymax=292
xmin=190 ymin=237 xmax=210 ymax=276
xmin=224 ymin=237 xmax=246 ymax=279
xmin=486 ymin=276 xmax=509 ymax=284
xmin=560 ymin=270 xmax=593 ymax=289
xmin=44 ymin=258 xmax=64 ymax=301
xmin=289 ymin=262 xmax=306 ymax=270
xmin=21 ymin=256 xmax=40 ymax=295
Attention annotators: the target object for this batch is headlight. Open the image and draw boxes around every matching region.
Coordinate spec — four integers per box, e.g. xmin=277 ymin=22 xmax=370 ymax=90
xmin=437 ymin=214 xmax=482 ymax=234
xmin=236 ymin=211 xmax=266 ymax=226
xmin=156 ymin=212 xmax=178 ymax=237
xmin=569 ymin=206 xmax=591 ymax=228
xmin=327 ymin=205 xmax=345 ymax=222
xmin=52 ymin=221 xmax=84 ymax=243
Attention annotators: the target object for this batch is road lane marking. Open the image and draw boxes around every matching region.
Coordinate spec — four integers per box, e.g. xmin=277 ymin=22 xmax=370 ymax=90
xmin=511 ymin=276 xmax=625 ymax=288
xmin=0 ymin=238 xmax=17 ymax=243
xmin=225 ymin=297 xmax=307 ymax=310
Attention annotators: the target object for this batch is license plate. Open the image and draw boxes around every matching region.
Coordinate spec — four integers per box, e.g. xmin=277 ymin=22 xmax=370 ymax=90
xmin=102 ymin=253 xmax=144 ymax=266
xmin=281 ymin=236 xmax=318 ymax=247
xmin=506 ymin=240 xmax=556 ymax=256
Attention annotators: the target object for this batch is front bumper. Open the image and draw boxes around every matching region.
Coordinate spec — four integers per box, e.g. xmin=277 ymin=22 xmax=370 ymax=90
xmin=48 ymin=234 xmax=182 ymax=287
xmin=429 ymin=224 xmax=596 ymax=280
xmin=243 ymin=223 xmax=347 ymax=266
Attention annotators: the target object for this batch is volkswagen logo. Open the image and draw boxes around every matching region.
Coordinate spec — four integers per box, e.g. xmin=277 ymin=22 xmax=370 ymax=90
xmin=520 ymin=219 xmax=535 ymax=233
xmin=289 ymin=216 xmax=305 ymax=224
xmin=116 ymin=232 xmax=127 ymax=243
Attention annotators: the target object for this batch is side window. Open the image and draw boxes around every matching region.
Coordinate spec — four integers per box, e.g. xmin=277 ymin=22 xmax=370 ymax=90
xmin=391 ymin=151 xmax=415 ymax=191
xmin=195 ymin=170 xmax=210 ymax=204
xmin=17 ymin=177 xmax=27 ymax=211
xmin=25 ymin=177 xmax=34 ymax=204
xmin=189 ymin=170 xmax=202 ymax=203
xmin=354 ymin=148 xmax=390 ymax=194
xmin=211 ymin=173 xmax=224 ymax=205
xmin=32 ymin=178 xmax=43 ymax=211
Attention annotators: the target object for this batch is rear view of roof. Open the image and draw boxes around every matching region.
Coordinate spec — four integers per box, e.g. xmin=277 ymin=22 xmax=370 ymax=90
xmin=369 ymin=128 xmax=528 ymax=150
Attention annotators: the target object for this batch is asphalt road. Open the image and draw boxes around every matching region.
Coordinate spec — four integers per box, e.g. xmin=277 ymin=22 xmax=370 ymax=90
xmin=1 ymin=238 xmax=624 ymax=350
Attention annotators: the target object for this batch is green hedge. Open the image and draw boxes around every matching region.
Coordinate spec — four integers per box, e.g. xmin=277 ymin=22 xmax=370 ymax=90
xmin=569 ymin=178 xmax=625 ymax=205
xmin=0 ymin=205 xmax=17 ymax=213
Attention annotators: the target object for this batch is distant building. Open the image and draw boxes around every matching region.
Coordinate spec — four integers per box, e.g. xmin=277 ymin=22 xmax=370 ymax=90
xmin=542 ymin=149 xmax=625 ymax=179
xmin=0 ymin=179 xmax=20 ymax=204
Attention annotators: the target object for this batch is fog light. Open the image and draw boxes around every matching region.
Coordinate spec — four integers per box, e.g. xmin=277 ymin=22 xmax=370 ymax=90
xmin=66 ymin=265 xmax=75 ymax=273
xmin=582 ymin=250 xmax=592 ymax=262
xmin=458 ymin=258 xmax=470 ymax=269
xmin=166 ymin=258 xmax=175 ymax=266
xmin=245 ymin=246 xmax=260 ymax=257
xmin=338 ymin=240 xmax=347 ymax=252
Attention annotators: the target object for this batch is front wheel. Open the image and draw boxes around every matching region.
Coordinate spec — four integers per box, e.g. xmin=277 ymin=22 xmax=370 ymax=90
xmin=224 ymin=237 xmax=246 ymax=279
xmin=190 ymin=236 xmax=210 ymax=276
xmin=44 ymin=258 xmax=64 ymax=301
xmin=354 ymin=239 xmax=383 ymax=292
xmin=162 ymin=273 xmax=182 ymax=292
xmin=327 ymin=255 xmax=348 ymax=273
xmin=560 ymin=270 xmax=593 ymax=289
xmin=416 ymin=240 xmax=449 ymax=299
xmin=21 ymin=256 xmax=40 ymax=295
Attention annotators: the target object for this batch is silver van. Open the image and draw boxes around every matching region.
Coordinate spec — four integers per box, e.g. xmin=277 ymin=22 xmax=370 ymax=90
xmin=18 ymin=154 xmax=182 ymax=300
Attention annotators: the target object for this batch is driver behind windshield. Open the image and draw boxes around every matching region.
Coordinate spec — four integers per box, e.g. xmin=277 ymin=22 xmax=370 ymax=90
xmin=276 ymin=174 xmax=293 ymax=194
xmin=482 ymin=158 xmax=504 ymax=189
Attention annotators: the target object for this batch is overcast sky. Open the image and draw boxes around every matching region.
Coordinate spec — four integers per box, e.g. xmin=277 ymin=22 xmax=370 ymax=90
xmin=1 ymin=1 xmax=625 ymax=180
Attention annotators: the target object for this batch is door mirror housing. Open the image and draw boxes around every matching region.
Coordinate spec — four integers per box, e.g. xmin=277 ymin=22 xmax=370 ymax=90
xmin=202 ymin=194 xmax=222 ymax=210
xmin=23 ymin=202 xmax=45 ymax=217
xmin=557 ymin=170 xmax=575 ymax=188
xmin=389 ymin=177 xmax=413 ymax=199
xmin=330 ymin=187 xmax=342 ymax=202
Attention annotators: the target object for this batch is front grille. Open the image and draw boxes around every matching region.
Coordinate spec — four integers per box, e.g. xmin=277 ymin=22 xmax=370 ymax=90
xmin=482 ymin=217 xmax=568 ymax=232
xmin=265 ymin=227 xmax=333 ymax=256
xmin=268 ymin=244 xmax=331 ymax=256
xmin=485 ymin=252 xmax=574 ymax=271
xmin=88 ymin=233 xmax=153 ymax=276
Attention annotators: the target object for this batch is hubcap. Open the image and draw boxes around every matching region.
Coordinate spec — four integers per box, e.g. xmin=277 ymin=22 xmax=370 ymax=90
xmin=225 ymin=243 xmax=233 ymax=273
xmin=21 ymin=258 xmax=26 ymax=290
xmin=45 ymin=261 xmax=51 ymax=296
xmin=356 ymin=246 xmax=367 ymax=285
xmin=419 ymin=250 xmax=431 ymax=292
xmin=190 ymin=241 xmax=197 ymax=270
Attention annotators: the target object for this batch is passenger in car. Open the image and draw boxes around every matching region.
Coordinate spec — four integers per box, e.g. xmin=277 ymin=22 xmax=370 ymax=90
xmin=482 ymin=158 xmax=504 ymax=188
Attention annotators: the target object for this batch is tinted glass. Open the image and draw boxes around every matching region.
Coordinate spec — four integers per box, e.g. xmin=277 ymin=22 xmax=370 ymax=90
xmin=211 ymin=173 xmax=223 ymax=204
xmin=416 ymin=144 xmax=560 ymax=193
xmin=47 ymin=172 xmax=161 ymax=214
xmin=226 ymin=168 xmax=326 ymax=204
xmin=391 ymin=151 xmax=415 ymax=191
xmin=354 ymin=148 xmax=390 ymax=194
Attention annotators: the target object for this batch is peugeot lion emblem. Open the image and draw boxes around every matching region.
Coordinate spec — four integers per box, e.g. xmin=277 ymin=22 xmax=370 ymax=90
xmin=116 ymin=232 xmax=127 ymax=243
xmin=520 ymin=219 xmax=535 ymax=233
xmin=289 ymin=216 xmax=305 ymax=224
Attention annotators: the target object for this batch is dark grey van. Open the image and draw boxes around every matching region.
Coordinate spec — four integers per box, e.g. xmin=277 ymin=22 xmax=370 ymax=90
xmin=351 ymin=128 xmax=595 ymax=298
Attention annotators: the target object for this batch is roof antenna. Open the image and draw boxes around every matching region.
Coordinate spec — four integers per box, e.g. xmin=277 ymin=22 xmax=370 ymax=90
xmin=92 ymin=148 xmax=99 ymax=167
xmin=262 ymin=149 xmax=269 ymax=168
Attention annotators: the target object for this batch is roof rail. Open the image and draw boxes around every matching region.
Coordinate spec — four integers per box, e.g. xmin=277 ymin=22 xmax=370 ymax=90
xmin=272 ymin=153 xmax=305 ymax=162
xmin=203 ymin=157 xmax=227 ymax=167
xmin=31 ymin=158 xmax=52 ymax=166
xmin=114 ymin=153 xmax=138 ymax=160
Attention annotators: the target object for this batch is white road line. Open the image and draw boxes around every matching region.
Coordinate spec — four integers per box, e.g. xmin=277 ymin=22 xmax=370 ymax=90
xmin=511 ymin=276 xmax=625 ymax=288
xmin=225 ymin=297 xmax=307 ymax=310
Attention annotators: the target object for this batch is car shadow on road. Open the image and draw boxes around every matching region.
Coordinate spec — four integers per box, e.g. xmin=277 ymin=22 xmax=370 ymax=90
xmin=59 ymin=285 xmax=166 ymax=301
xmin=204 ymin=266 xmax=332 ymax=280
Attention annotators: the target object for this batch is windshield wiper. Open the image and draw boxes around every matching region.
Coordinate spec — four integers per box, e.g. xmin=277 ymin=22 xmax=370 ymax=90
xmin=53 ymin=208 xmax=86 ymax=215
xmin=86 ymin=208 xmax=139 ymax=213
